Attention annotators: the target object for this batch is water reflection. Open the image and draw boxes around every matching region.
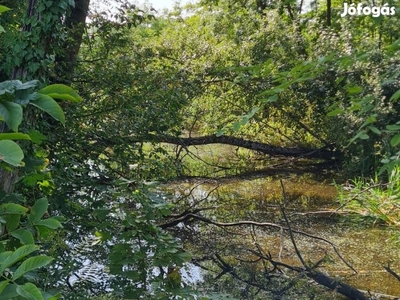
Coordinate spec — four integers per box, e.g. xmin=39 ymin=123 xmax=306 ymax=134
xmin=158 ymin=175 xmax=400 ymax=298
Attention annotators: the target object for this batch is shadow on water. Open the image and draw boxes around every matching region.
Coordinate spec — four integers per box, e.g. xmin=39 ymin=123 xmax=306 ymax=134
xmin=157 ymin=144 xmax=400 ymax=299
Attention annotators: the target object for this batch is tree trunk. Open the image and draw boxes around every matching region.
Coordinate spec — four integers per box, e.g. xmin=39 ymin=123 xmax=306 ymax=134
xmin=0 ymin=0 xmax=90 ymax=193
xmin=0 ymin=0 xmax=38 ymax=194
xmin=326 ymin=0 xmax=331 ymax=26
xmin=307 ymin=271 xmax=368 ymax=300
xmin=156 ymin=134 xmax=341 ymax=161
xmin=55 ymin=0 xmax=91 ymax=84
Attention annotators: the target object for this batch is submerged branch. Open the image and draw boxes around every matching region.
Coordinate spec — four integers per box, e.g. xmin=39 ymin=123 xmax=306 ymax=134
xmin=383 ymin=263 xmax=400 ymax=282
xmin=159 ymin=212 xmax=354 ymax=273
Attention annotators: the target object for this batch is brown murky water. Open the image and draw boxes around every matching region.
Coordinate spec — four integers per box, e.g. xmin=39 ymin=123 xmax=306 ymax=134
xmin=158 ymin=143 xmax=400 ymax=298
xmin=160 ymin=174 xmax=400 ymax=298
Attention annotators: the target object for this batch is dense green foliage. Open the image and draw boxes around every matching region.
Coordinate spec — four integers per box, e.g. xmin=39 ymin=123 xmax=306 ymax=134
xmin=0 ymin=0 xmax=400 ymax=298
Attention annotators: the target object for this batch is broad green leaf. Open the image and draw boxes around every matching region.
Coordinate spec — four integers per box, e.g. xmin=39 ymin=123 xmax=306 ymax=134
xmin=0 ymin=280 xmax=9 ymax=294
xmin=385 ymin=39 xmax=400 ymax=52
xmin=16 ymin=282 xmax=44 ymax=300
xmin=216 ymin=129 xmax=225 ymax=137
xmin=0 ymin=100 xmax=23 ymax=131
xmin=0 ymin=140 xmax=24 ymax=166
xmin=11 ymin=229 xmax=34 ymax=245
xmin=95 ymin=230 xmax=112 ymax=241
xmin=0 ymin=244 xmax=38 ymax=273
xmin=0 ymin=283 xmax=18 ymax=298
xmin=0 ymin=81 xmax=17 ymax=95
xmin=43 ymin=292 xmax=61 ymax=300
xmin=235 ymin=107 xmax=259 ymax=130
xmin=14 ymin=90 xmax=38 ymax=105
xmin=29 ymin=198 xmax=48 ymax=224
xmin=28 ymin=130 xmax=47 ymax=145
xmin=39 ymin=84 xmax=82 ymax=103
xmin=0 ymin=6 xmax=11 ymax=14
xmin=239 ymin=116 xmax=249 ymax=126
xmin=35 ymin=225 xmax=51 ymax=238
xmin=268 ymin=94 xmax=278 ymax=103
xmin=0 ymin=203 xmax=29 ymax=215
xmin=5 ymin=214 xmax=20 ymax=232
xmin=368 ymin=126 xmax=381 ymax=135
xmin=327 ymin=108 xmax=343 ymax=117
xmin=348 ymin=131 xmax=369 ymax=145
xmin=13 ymin=255 xmax=53 ymax=280
xmin=0 ymin=252 xmax=12 ymax=264
xmin=386 ymin=124 xmax=400 ymax=131
xmin=35 ymin=218 xmax=62 ymax=229
xmin=347 ymin=86 xmax=363 ymax=95
xmin=390 ymin=89 xmax=400 ymax=102
xmin=93 ymin=209 xmax=110 ymax=221
xmin=360 ymin=104 xmax=374 ymax=114
xmin=0 ymin=133 xmax=31 ymax=141
xmin=390 ymin=134 xmax=400 ymax=147
xmin=15 ymin=80 xmax=38 ymax=90
xmin=30 ymin=94 xmax=65 ymax=124
xmin=173 ymin=251 xmax=191 ymax=266
xmin=232 ymin=121 xmax=240 ymax=132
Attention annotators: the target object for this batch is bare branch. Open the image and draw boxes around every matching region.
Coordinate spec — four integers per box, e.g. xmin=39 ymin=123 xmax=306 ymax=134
xmin=383 ymin=263 xmax=400 ymax=282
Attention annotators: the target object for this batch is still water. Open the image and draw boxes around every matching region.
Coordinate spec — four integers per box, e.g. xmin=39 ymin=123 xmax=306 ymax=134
xmin=158 ymin=144 xmax=400 ymax=299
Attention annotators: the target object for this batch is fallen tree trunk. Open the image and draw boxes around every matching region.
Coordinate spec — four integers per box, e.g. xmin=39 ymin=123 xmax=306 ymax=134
xmin=157 ymin=134 xmax=341 ymax=161
xmin=307 ymin=271 xmax=368 ymax=300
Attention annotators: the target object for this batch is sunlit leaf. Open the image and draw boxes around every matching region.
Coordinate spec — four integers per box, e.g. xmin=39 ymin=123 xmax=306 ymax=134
xmin=30 ymin=94 xmax=65 ymax=124
xmin=35 ymin=218 xmax=62 ymax=229
xmin=0 ymin=245 xmax=38 ymax=273
xmin=327 ymin=108 xmax=343 ymax=117
xmin=0 ymin=6 xmax=11 ymax=14
xmin=347 ymin=86 xmax=363 ymax=95
xmin=39 ymin=84 xmax=82 ymax=103
xmin=13 ymin=256 xmax=53 ymax=280
xmin=0 ymin=203 xmax=28 ymax=215
xmin=232 ymin=121 xmax=240 ymax=132
xmin=0 ymin=133 xmax=31 ymax=141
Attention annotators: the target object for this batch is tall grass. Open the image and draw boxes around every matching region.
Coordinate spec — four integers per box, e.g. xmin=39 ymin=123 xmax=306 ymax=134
xmin=337 ymin=167 xmax=400 ymax=228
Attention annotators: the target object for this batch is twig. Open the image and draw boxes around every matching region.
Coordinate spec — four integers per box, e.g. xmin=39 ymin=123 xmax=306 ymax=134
xmin=164 ymin=212 xmax=356 ymax=272
xmin=383 ymin=263 xmax=400 ymax=282
xmin=279 ymin=179 xmax=307 ymax=269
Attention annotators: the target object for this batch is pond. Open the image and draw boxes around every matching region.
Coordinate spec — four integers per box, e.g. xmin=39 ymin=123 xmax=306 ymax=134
xmin=156 ymin=144 xmax=400 ymax=299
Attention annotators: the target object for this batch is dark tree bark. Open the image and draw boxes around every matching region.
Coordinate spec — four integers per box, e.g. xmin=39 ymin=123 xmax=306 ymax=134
xmin=0 ymin=0 xmax=38 ymax=193
xmin=326 ymin=0 xmax=331 ymax=26
xmin=55 ymin=0 xmax=91 ymax=83
xmin=307 ymin=271 xmax=368 ymax=300
xmin=0 ymin=0 xmax=91 ymax=193
xmin=11 ymin=0 xmax=38 ymax=80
